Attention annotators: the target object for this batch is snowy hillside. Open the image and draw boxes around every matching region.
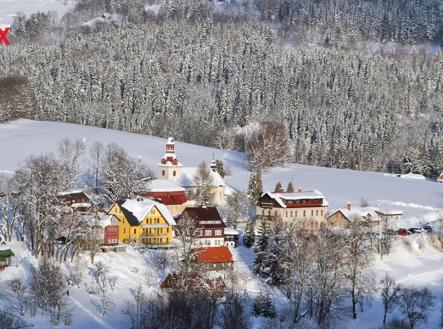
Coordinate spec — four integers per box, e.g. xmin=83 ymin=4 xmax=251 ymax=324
xmin=1 ymin=119 xmax=443 ymax=329
xmin=0 ymin=0 xmax=75 ymax=26
xmin=1 ymin=119 xmax=442 ymax=223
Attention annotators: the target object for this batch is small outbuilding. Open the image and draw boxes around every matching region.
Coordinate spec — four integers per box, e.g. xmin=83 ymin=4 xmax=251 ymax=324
xmin=0 ymin=248 xmax=14 ymax=270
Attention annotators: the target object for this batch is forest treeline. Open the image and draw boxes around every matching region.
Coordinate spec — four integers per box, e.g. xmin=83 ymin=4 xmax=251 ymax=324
xmin=1 ymin=0 xmax=443 ymax=176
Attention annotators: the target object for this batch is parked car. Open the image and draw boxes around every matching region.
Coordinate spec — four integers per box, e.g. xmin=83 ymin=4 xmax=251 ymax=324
xmin=409 ymin=227 xmax=424 ymax=234
xmin=397 ymin=229 xmax=410 ymax=236
xmin=422 ymin=225 xmax=433 ymax=233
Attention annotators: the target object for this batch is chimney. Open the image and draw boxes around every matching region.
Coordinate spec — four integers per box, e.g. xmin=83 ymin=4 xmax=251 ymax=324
xmin=347 ymin=202 xmax=352 ymax=211
xmin=297 ymin=188 xmax=303 ymax=193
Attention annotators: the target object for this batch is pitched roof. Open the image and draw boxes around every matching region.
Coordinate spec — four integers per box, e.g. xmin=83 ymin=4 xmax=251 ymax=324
xmin=328 ymin=206 xmax=381 ymax=222
xmin=145 ymin=179 xmax=186 ymax=192
xmin=180 ymin=207 xmax=225 ymax=225
xmin=262 ymin=190 xmax=328 ymax=208
xmin=224 ymin=227 xmax=240 ymax=235
xmin=192 ymin=246 xmax=233 ymax=264
xmin=121 ymin=198 xmax=176 ymax=226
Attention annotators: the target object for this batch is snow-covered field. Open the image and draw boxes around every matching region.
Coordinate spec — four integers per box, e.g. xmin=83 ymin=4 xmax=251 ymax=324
xmin=1 ymin=119 xmax=442 ymax=219
xmin=0 ymin=0 xmax=75 ymax=27
xmin=1 ymin=119 xmax=443 ymax=328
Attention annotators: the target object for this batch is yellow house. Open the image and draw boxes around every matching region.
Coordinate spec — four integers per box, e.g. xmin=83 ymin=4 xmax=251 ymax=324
xmin=108 ymin=198 xmax=176 ymax=247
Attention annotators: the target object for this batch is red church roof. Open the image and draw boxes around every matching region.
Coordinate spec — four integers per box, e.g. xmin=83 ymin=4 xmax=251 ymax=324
xmin=192 ymin=246 xmax=233 ymax=264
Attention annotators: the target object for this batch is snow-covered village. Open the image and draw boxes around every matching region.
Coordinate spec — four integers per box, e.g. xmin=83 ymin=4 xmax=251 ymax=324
xmin=2 ymin=1 xmax=443 ymax=329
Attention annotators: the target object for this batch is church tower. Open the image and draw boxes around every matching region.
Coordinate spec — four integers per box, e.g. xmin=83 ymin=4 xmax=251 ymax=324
xmin=158 ymin=137 xmax=182 ymax=180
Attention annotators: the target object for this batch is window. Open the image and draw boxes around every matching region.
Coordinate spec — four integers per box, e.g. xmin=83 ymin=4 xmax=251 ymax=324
xmin=286 ymin=211 xmax=288 ymax=217
xmin=173 ymin=170 xmax=176 ymax=177
xmin=311 ymin=210 xmax=314 ymax=217
xmin=162 ymin=170 xmax=165 ymax=176
xmin=303 ymin=210 xmax=306 ymax=217
xmin=205 ymin=230 xmax=212 ymax=237
xmin=290 ymin=211 xmax=293 ymax=217
xmin=295 ymin=211 xmax=298 ymax=217
xmin=215 ymin=229 xmax=222 ymax=236
xmin=134 ymin=228 xmax=136 ymax=234
xmin=262 ymin=209 xmax=265 ymax=215
xmin=321 ymin=210 xmax=324 ymax=216
xmin=316 ymin=210 xmax=319 ymax=216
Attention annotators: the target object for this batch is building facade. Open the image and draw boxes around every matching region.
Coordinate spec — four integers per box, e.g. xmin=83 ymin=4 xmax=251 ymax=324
xmin=327 ymin=203 xmax=381 ymax=228
xmin=108 ymin=198 xmax=176 ymax=247
xmin=256 ymin=189 xmax=328 ymax=230
xmin=177 ymin=207 xmax=226 ymax=247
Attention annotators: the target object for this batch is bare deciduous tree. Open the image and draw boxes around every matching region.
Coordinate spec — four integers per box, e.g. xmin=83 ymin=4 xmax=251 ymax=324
xmin=398 ymin=287 xmax=434 ymax=329
xmin=344 ymin=221 xmax=376 ymax=319
xmin=246 ymin=121 xmax=291 ymax=170
xmin=380 ymin=274 xmax=401 ymax=327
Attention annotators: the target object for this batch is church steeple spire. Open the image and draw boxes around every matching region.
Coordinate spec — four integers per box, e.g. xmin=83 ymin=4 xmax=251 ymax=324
xmin=159 ymin=137 xmax=182 ymax=180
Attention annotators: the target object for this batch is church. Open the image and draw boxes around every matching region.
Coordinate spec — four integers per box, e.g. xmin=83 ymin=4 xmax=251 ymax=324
xmin=157 ymin=137 xmax=227 ymax=206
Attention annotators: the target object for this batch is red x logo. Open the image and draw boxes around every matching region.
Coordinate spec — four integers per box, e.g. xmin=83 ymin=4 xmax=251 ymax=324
xmin=0 ymin=27 xmax=11 ymax=46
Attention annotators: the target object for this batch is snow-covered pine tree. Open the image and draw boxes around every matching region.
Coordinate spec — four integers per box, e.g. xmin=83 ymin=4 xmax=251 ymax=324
xmin=247 ymin=171 xmax=257 ymax=204
xmin=253 ymin=221 xmax=270 ymax=277
xmin=247 ymin=168 xmax=263 ymax=205
xmin=252 ymin=290 xmax=276 ymax=318
xmin=243 ymin=220 xmax=255 ymax=248
xmin=286 ymin=182 xmax=294 ymax=193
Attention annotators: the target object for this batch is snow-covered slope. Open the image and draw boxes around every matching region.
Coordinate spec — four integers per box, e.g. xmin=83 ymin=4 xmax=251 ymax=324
xmin=1 ymin=119 xmax=442 ymax=221
xmin=0 ymin=0 xmax=75 ymax=26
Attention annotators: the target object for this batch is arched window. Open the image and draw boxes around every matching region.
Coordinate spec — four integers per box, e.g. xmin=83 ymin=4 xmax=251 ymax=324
xmin=162 ymin=170 xmax=165 ymax=176
xmin=173 ymin=170 xmax=176 ymax=177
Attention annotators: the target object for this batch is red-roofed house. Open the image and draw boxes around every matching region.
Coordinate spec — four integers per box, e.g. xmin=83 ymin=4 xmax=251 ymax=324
xmin=191 ymin=246 xmax=234 ymax=271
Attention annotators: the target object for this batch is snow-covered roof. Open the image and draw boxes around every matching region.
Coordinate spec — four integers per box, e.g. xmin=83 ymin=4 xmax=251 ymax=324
xmin=224 ymin=227 xmax=240 ymax=235
xmin=146 ymin=179 xmax=185 ymax=192
xmin=376 ymin=209 xmax=403 ymax=216
xmin=71 ymin=202 xmax=91 ymax=208
xmin=262 ymin=190 xmax=328 ymax=208
xmin=328 ymin=206 xmax=381 ymax=222
xmin=175 ymin=167 xmax=225 ymax=187
xmin=121 ymin=198 xmax=176 ymax=226
xmin=58 ymin=189 xmax=84 ymax=196
xmin=98 ymin=214 xmax=116 ymax=228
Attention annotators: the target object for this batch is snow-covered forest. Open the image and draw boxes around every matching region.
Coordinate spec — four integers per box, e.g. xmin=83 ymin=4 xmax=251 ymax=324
xmin=1 ymin=0 xmax=443 ymax=176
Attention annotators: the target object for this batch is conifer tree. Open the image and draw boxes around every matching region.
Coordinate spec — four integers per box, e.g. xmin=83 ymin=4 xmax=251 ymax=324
xmin=215 ymin=159 xmax=225 ymax=178
xmin=243 ymin=220 xmax=255 ymax=248
xmin=252 ymin=290 xmax=276 ymax=318
xmin=247 ymin=169 xmax=263 ymax=204
xmin=273 ymin=182 xmax=283 ymax=192
xmin=253 ymin=221 xmax=270 ymax=276
xmin=286 ymin=182 xmax=294 ymax=193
